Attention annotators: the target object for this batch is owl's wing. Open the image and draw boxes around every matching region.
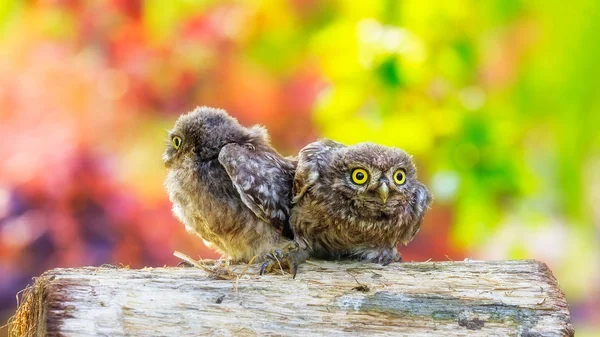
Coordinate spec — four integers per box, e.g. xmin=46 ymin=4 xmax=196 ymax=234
xmin=399 ymin=182 xmax=432 ymax=244
xmin=293 ymin=139 xmax=344 ymax=203
xmin=218 ymin=143 xmax=296 ymax=238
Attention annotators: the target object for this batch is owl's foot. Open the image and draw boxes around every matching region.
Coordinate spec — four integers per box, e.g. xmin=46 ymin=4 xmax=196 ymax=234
xmin=259 ymin=242 xmax=309 ymax=278
xmin=380 ymin=252 xmax=402 ymax=266
xmin=360 ymin=249 xmax=402 ymax=266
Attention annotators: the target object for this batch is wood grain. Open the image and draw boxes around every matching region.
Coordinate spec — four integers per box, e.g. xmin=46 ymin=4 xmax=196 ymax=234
xmin=11 ymin=260 xmax=573 ymax=336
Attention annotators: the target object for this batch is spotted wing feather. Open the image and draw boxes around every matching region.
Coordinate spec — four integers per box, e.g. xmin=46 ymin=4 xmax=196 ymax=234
xmin=399 ymin=182 xmax=432 ymax=244
xmin=219 ymin=143 xmax=295 ymax=238
xmin=293 ymin=139 xmax=345 ymax=203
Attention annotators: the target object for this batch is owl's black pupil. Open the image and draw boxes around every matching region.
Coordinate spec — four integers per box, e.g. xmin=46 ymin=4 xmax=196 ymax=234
xmin=356 ymin=172 xmax=364 ymax=180
xmin=175 ymin=138 xmax=180 ymax=147
xmin=396 ymin=172 xmax=403 ymax=180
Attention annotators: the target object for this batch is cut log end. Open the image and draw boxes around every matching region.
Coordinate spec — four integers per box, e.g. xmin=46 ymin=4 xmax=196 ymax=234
xmin=9 ymin=260 xmax=574 ymax=337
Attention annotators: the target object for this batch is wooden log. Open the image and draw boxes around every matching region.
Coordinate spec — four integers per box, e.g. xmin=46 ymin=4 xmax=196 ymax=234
xmin=9 ymin=260 xmax=573 ymax=337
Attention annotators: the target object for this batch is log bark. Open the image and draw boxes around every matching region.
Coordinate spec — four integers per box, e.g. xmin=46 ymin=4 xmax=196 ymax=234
xmin=10 ymin=260 xmax=573 ymax=337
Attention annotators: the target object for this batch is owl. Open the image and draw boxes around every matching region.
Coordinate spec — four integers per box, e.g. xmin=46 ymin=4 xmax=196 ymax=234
xmin=260 ymin=139 xmax=432 ymax=276
xmin=163 ymin=106 xmax=295 ymax=263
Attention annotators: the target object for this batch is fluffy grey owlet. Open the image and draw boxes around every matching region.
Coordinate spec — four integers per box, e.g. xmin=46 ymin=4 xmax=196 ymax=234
xmin=163 ymin=107 xmax=295 ymax=263
xmin=261 ymin=139 xmax=432 ymax=276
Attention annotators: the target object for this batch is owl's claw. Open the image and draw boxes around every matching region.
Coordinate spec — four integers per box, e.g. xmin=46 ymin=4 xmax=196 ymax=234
xmin=259 ymin=255 xmax=299 ymax=277
xmin=363 ymin=249 xmax=402 ymax=266
xmin=265 ymin=249 xmax=283 ymax=261
xmin=381 ymin=252 xmax=402 ymax=266
xmin=259 ymin=261 xmax=271 ymax=275
xmin=259 ymin=242 xmax=308 ymax=278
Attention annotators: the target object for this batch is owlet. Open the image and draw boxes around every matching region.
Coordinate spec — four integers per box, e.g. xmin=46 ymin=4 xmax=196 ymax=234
xmin=164 ymin=107 xmax=295 ymax=262
xmin=261 ymin=139 xmax=432 ymax=276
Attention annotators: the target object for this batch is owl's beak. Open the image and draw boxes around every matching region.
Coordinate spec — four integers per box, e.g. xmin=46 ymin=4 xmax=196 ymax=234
xmin=377 ymin=183 xmax=389 ymax=203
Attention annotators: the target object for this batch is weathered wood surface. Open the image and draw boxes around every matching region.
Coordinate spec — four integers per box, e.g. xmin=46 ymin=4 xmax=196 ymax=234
xmin=11 ymin=260 xmax=573 ymax=337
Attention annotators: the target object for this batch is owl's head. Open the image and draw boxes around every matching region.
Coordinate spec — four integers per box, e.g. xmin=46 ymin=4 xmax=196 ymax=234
xmin=163 ymin=106 xmax=259 ymax=168
xmin=328 ymin=143 xmax=430 ymax=218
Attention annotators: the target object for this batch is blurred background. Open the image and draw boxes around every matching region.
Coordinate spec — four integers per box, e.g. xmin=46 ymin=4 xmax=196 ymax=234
xmin=0 ymin=0 xmax=598 ymax=335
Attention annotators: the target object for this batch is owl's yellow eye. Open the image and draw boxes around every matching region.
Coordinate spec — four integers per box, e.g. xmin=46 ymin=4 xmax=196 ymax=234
xmin=393 ymin=169 xmax=406 ymax=185
xmin=351 ymin=168 xmax=369 ymax=185
xmin=172 ymin=136 xmax=182 ymax=150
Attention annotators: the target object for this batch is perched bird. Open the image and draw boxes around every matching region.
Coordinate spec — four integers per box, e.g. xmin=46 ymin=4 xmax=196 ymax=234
xmin=261 ymin=139 xmax=432 ymax=276
xmin=163 ymin=107 xmax=295 ymax=263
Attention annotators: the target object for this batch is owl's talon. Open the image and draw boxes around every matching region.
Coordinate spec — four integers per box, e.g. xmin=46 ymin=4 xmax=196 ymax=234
xmin=381 ymin=254 xmax=402 ymax=266
xmin=269 ymin=249 xmax=283 ymax=261
xmin=263 ymin=248 xmax=283 ymax=264
xmin=259 ymin=242 xmax=309 ymax=277
xmin=259 ymin=261 xmax=271 ymax=275
xmin=259 ymin=258 xmax=285 ymax=275
xmin=364 ymin=249 xmax=402 ymax=266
